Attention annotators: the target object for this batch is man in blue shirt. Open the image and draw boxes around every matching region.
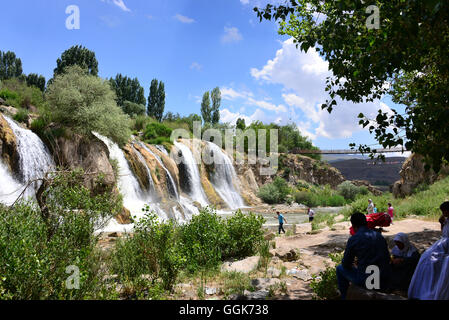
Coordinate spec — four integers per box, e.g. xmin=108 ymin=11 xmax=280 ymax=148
xmin=336 ymin=212 xmax=392 ymax=299
xmin=276 ymin=211 xmax=287 ymax=234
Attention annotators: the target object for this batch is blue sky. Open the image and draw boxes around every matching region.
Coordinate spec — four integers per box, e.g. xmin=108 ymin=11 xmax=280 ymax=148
xmin=2 ymin=0 xmax=407 ymax=153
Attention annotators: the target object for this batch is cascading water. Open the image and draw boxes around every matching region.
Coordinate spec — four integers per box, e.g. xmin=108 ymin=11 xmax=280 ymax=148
xmin=92 ymin=133 xmax=168 ymax=228
xmin=0 ymin=159 xmax=24 ymax=205
xmin=4 ymin=116 xmax=54 ymax=199
xmin=173 ymin=141 xmax=209 ymax=207
xmin=132 ymin=144 xmax=156 ymax=198
xmin=206 ymin=142 xmax=245 ymax=210
xmin=138 ymin=142 xmax=178 ymax=200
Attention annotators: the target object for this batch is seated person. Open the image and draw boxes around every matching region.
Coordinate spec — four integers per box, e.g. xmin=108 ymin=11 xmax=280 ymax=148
xmin=408 ymin=201 xmax=449 ymax=300
xmin=337 ymin=212 xmax=392 ymax=299
xmin=389 ymin=232 xmax=420 ymax=291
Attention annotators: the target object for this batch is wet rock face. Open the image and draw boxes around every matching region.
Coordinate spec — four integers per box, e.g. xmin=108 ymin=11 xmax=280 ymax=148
xmin=178 ymin=160 xmax=192 ymax=194
xmin=123 ymin=145 xmax=150 ymax=191
xmin=53 ymin=132 xmax=116 ymax=194
xmin=0 ymin=114 xmax=19 ymax=174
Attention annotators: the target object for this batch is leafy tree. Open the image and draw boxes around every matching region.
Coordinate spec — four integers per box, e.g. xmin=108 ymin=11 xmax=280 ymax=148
xmin=156 ymin=81 xmax=166 ymax=122
xmin=53 ymin=45 xmax=99 ymax=77
xmin=255 ymin=0 xmax=449 ymax=171
xmin=109 ymin=74 xmax=146 ymax=109
xmin=46 ymin=65 xmax=131 ymax=146
xmin=0 ymin=50 xmax=23 ymax=80
xmin=211 ymin=87 xmax=221 ymax=124
xmin=25 ymin=73 xmax=46 ymax=92
xmin=122 ymin=101 xmax=146 ymax=117
xmin=201 ymin=91 xmax=212 ymax=124
xmin=147 ymin=79 xmax=158 ymax=117
xmin=236 ymin=118 xmax=246 ymax=130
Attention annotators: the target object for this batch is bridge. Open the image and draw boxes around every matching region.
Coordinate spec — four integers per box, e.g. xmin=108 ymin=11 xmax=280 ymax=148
xmin=292 ymin=147 xmax=408 ymax=155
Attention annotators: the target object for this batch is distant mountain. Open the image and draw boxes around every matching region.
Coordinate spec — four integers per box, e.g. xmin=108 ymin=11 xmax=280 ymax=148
xmin=330 ymin=157 xmax=406 ymax=188
xmin=322 ymin=154 xmax=369 ymax=163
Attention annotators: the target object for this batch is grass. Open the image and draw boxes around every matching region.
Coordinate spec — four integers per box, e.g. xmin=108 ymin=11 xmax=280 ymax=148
xmin=340 ymin=176 xmax=449 ymax=221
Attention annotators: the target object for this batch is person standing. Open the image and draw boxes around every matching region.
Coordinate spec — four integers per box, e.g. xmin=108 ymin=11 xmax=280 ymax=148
xmin=367 ymin=199 xmax=374 ymax=214
xmin=308 ymin=207 xmax=315 ymax=223
xmin=387 ymin=203 xmax=394 ymax=222
xmin=276 ymin=211 xmax=287 ymax=234
xmin=373 ymin=204 xmax=378 ymax=213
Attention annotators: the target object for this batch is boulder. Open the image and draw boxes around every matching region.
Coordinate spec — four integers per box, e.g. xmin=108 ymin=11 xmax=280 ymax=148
xmin=221 ymin=256 xmax=260 ymax=274
xmin=54 ymin=133 xmax=116 ymax=194
xmin=275 ymin=248 xmax=298 ymax=262
xmin=251 ymin=278 xmax=281 ymax=291
xmin=266 ymin=267 xmax=281 ymax=278
xmin=264 ymin=232 xmax=276 ymax=241
xmin=287 ymin=268 xmax=312 ymax=281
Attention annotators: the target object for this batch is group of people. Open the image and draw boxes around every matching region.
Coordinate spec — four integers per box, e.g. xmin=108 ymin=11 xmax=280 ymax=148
xmin=275 ymin=208 xmax=315 ymax=235
xmin=336 ymin=201 xmax=449 ymax=300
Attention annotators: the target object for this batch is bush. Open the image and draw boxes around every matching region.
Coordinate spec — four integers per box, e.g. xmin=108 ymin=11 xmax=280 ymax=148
xmin=144 ymin=122 xmax=173 ymax=140
xmin=179 ymin=207 xmax=227 ymax=274
xmin=223 ymin=210 xmax=265 ymax=259
xmin=0 ymin=170 xmax=121 ymax=299
xmin=46 ymin=65 xmax=131 ymax=146
xmin=0 ymin=78 xmax=46 ymax=110
xmin=337 ymin=181 xmax=368 ymax=201
xmin=310 ymin=252 xmax=343 ymax=300
xmin=294 ymin=191 xmax=319 ymax=207
xmin=12 ymin=108 xmax=28 ymax=123
xmin=112 ymin=208 xmax=185 ymax=291
xmin=122 ymin=101 xmax=146 ymax=118
xmin=258 ymin=177 xmax=290 ymax=204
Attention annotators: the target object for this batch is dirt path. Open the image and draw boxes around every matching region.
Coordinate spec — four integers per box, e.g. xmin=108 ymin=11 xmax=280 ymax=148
xmin=270 ymin=217 xmax=442 ymax=299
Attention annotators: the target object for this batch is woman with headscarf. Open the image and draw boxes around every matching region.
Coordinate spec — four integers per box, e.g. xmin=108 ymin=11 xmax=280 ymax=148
xmin=408 ymin=201 xmax=449 ymax=300
xmin=389 ymin=232 xmax=420 ymax=291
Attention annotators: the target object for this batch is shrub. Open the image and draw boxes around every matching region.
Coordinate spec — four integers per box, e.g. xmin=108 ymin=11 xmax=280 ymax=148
xmin=0 ymin=170 xmax=120 ymax=299
xmin=258 ymin=177 xmax=290 ymax=204
xmin=112 ymin=208 xmax=185 ymax=291
xmin=122 ymin=101 xmax=146 ymax=118
xmin=223 ymin=210 xmax=265 ymax=259
xmin=179 ymin=207 xmax=227 ymax=274
xmin=12 ymin=108 xmax=28 ymax=123
xmin=337 ymin=181 xmax=363 ymax=201
xmin=46 ymin=65 xmax=131 ymax=146
xmin=0 ymin=78 xmax=46 ymax=110
xmin=294 ymin=191 xmax=319 ymax=207
xmin=310 ymin=252 xmax=343 ymax=300
xmin=144 ymin=122 xmax=172 ymax=140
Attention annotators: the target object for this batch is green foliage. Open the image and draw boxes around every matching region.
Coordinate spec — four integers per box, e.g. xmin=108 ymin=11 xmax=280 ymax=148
xmin=179 ymin=207 xmax=227 ymax=273
xmin=337 ymin=181 xmax=368 ymax=201
xmin=0 ymin=50 xmax=23 ymax=80
xmin=236 ymin=118 xmax=246 ymax=130
xmin=12 ymin=108 xmax=28 ymax=123
xmin=201 ymin=91 xmax=212 ymax=124
xmin=222 ymin=210 xmax=265 ymax=259
xmin=112 ymin=209 xmax=185 ymax=291
xmin=0 ymin=170 xmax=120 ymax=299
xmin=0 ymin=78 xmax=46 ymax=110
xmin=122 ymin=101 xmax=146 ymax=118
xmin=258 ymin=177 xmax=291 ymax=204
xmin=147 ymin=79 xmax=165 ymax=122
xmin=143 ymin=122 xmax=173 ymax=146
xmin=221 ymin=272 xmax=253 ymax=298
xmin=46 ymin=65 xmax=131 ymax=146
xmin=54 ymin=45 xmax=98 ymax=77
xmin=310 ymin=252 xmax=344 ymax=300
xmin=255 ymin=1 xmax=449 ymax=171
xmin=295 ymin=184 xmax=345 ymax=207
xmin=210 ymin=87 xmax=221 ymax=124
xmin=109 ymin=74 xmax=146 ymax=108
xmin=25 ymin=73 xmax=46 ymax=92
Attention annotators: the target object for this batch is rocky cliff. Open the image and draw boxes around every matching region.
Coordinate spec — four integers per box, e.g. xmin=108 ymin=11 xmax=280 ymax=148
xmin=392 ymin=153 xmax=449 ymax=198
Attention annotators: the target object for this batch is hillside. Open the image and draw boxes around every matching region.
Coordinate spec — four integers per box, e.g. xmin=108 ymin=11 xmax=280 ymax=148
xmin=330 ymin=157 xmax=406 ymax=189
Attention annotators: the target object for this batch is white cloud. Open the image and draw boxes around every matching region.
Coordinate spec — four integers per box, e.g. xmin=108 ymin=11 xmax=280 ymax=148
xmin=221 ymin=87 xmax=253 ymax=100
xmin=220 ymin=87 xmax=285 ymax=113
xmin=251 ymin=38 xmax=393 ymax=139
xmin=190 ymin=62 xmax=202 ymax=71
xmin=221 ymin=27 xmax=243 ymax=44
xmin=101 ymin=0 xmax=131 ymax=12
xmin=240 ymin=0 xmax=250 ymax=4
xmin=174 ymin=14 xmax=195 ymax=24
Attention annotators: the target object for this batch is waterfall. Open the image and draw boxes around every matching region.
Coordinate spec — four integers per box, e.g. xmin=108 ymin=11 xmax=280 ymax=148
xmin=0 ymin=159 xmax=24 ymax=205
xmin=132 ymin=144 xmax=156 ymax=199
xmin=4 ymin=116 xmax=54 ymax=199
xmin=92 ymin=132 xmax=168 ymax=223
xmin=206 ymin=142 xmax=245 ymax=210
xmin=137 ymin=142 xmax=178 ymax=200
xmin=173 ymin=141 xmax=209 ymax=206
